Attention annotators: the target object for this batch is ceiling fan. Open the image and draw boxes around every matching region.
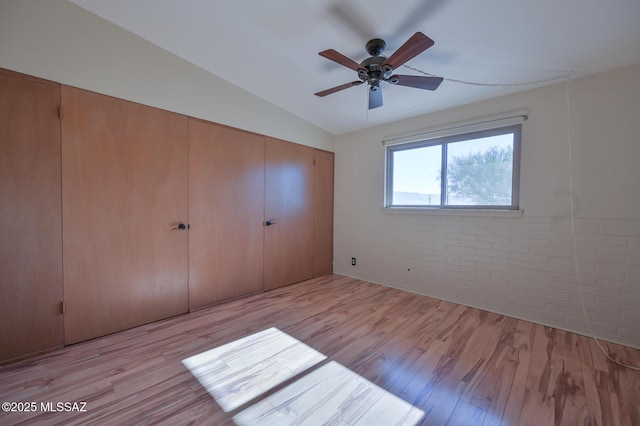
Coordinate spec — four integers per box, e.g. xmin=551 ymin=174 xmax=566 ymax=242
xmin=315 ymin=32 xmax=443 ymax=109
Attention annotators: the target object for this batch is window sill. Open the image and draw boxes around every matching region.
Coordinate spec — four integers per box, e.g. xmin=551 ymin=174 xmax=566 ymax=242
xmin=382 ymin=207 xmax=525 ymax=218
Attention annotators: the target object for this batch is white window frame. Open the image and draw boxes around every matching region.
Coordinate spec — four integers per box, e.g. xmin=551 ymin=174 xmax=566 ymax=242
xmin=384 ymin=124 xmax=522 ymax=210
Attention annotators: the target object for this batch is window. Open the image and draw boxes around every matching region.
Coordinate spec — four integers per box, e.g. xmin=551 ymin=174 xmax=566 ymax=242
xmin=385 ymin=124 xmax=521 ymax=209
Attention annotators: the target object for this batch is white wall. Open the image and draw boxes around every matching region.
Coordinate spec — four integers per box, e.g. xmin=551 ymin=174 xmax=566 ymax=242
xmin=0 ymin=0 xmax=334 ymax=151
xmin=334 ymin=63 xmax=640 ymax=349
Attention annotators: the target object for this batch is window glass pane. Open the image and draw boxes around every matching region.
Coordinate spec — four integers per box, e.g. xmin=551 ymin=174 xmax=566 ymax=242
xmin=392 ymin=145 xmax=441 ymax=206
xmin=446 ymin=134 xmax=514 ymax=206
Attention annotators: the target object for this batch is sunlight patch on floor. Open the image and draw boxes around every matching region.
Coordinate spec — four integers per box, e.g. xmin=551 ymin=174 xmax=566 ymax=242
xmin=183 ymin=327 xmax=424 ymax=424
xmin=233 ymin=360 xmax=425 ymax=425
xmin=181 ymin=327 xmax=326 ymax=412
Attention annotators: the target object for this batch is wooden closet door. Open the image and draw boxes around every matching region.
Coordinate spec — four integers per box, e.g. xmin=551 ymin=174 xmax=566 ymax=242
xmin=0 ymin=70 xmax=63 ymax=362
xmin=264 ymin=137 xmax=314 ymax=290
xmin=313 ymin=149 xmax=334 ymax=277
xmin=189 ymin=119 xmax=264 ymax=308
xmin=61 ymin=86 xmax=189 ymax=345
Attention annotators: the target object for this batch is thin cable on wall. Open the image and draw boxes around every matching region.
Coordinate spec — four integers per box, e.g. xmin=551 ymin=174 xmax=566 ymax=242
xmin=565 ymin=75 xmax=640 ymax=371
xmin=403 ymin=64 xmax=571 ymax=87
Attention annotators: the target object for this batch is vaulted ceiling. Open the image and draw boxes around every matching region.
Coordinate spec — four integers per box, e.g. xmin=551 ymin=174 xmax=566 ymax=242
xmin=71 ymin=0 xmax=640 ymax=134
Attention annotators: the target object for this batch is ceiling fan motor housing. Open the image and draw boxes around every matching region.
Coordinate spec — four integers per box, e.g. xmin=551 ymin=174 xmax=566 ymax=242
xmin=365 ymin=38 xmax=386 ymax=56
xmin=360 ymin=55 xmax=394 ymax=83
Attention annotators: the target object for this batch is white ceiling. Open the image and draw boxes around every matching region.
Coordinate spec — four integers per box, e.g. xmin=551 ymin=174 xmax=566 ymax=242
xmin=70 ymin=0 xmax=640 ymax=135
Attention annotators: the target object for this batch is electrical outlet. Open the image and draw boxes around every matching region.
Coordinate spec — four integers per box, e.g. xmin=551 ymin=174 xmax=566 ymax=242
xmin=351 ymin=257 xmax=356 ymax=266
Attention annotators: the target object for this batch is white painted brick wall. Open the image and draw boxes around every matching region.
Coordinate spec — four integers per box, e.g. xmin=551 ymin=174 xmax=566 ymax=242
xmin=333 ymin=65 xmax=640 ymax=349
xmin=334 ymin=214 xmax=640 ymax=349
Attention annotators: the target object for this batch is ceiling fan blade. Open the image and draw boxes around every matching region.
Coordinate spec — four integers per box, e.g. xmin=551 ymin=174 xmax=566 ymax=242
xmin=328 ymin=3 xmax=374 ymax=41
xmin=393 ymin=75 xmax=443 ymax=90
xmin=315 ymin=81 xmax=363 ymax=97
xmin=383 ymin=32 xmax=435 ymax=69
xmin=319 ymin=49 xmax=365 ymax=72
xmin=392 ymin=0 xmax=447 ymax=37
xmin=369 ymin=86 xmax=383 ymax=109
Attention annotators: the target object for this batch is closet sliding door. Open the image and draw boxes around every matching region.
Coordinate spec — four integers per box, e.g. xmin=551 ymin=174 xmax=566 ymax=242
xmin=264 ymin=137 xmax=315 ymax=290
xmin=0 ymin=70 xmax=63 ymax=362
xmin=61 ymin=86 xmax=189 ymax=344
xmin=188 ymin=119 xmax=265 ymax=308
xmin=313 ymin=149 xmax=334 ymax=277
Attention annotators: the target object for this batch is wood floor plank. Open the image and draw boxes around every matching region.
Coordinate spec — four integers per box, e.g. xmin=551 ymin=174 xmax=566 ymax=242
xmin=517 ymin=324 xmax=557 ymax=426
xmin=419 ymin=311 xmax=510 ymax=424
xmin=1 ymin=274 xmax=639 ymax=425
xmin=448 ymin=400 xmax=487 ymax=426
xmin=495 ymin=319 xmax=533 ymax=426
xmin=553 ymin=330 xmax=590 ymax=426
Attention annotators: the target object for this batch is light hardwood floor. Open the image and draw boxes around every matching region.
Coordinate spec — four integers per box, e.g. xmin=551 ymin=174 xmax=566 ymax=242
xmin=1 ymin=275 xmax=639 ymax=425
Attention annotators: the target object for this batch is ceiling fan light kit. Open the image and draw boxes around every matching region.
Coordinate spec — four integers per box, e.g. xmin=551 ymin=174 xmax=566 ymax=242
xmin=315 ymin=32 xmax=443 ymax=109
